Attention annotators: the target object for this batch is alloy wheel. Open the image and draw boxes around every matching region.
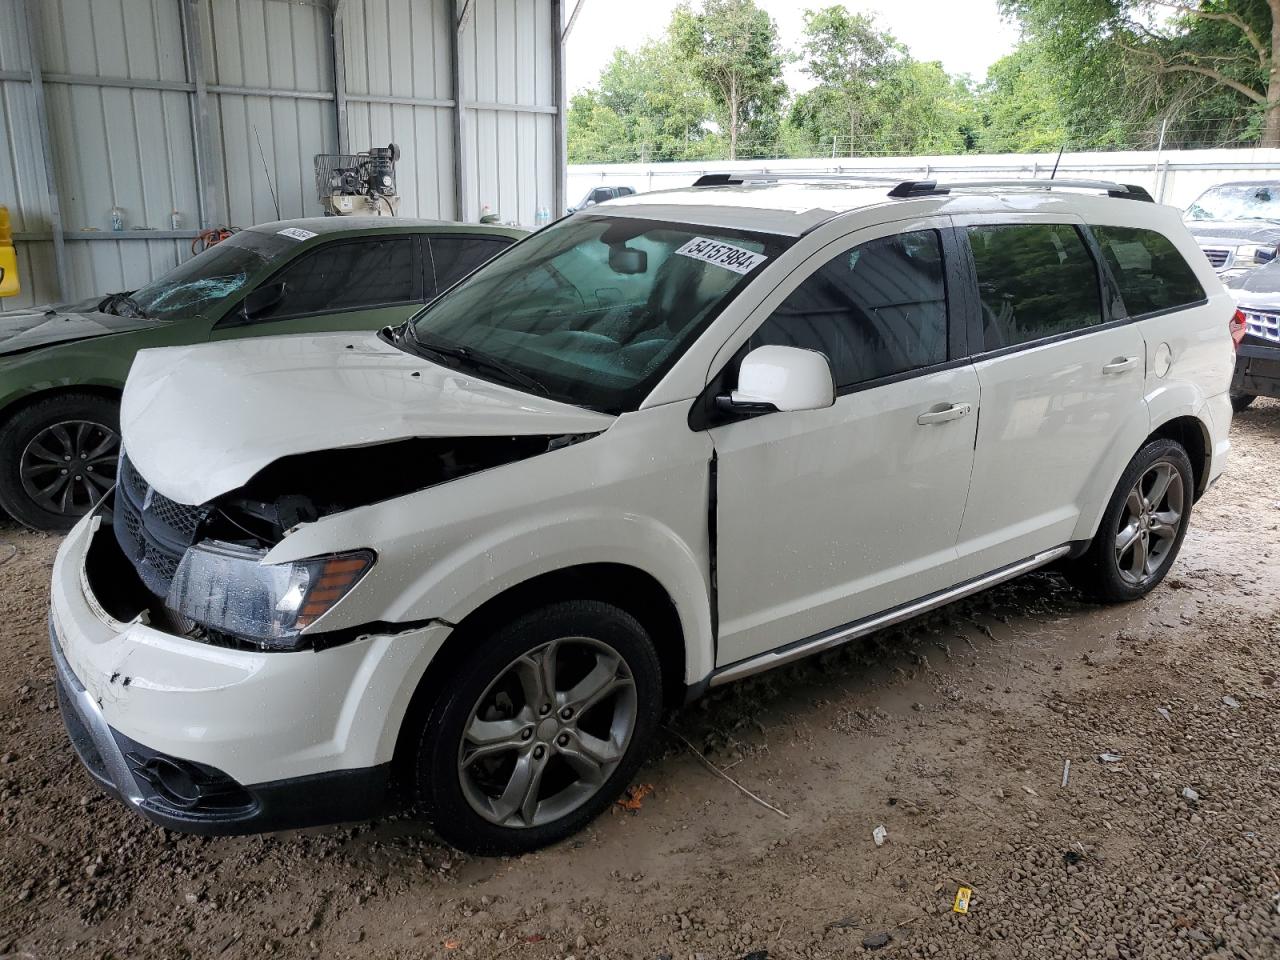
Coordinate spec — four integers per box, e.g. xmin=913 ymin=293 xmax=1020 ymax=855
xmin=19 ymin=420 xmax=119 ymax=516
xmin=1114 ymin=460 xmax=1184 ymax=587
xmin=457 ymin=636 xmax=638 ymax=829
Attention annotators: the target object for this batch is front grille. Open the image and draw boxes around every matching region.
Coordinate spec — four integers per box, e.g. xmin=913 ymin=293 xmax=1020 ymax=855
xmin=1243 ymin=309 xmax=1280 ymax=344
xmin=113 ymin=452 xmax=208 ymax=598
xmin=1203 ymin=247 xmax=1231 ymax=269
xmin=119 ymin=454 xmax=148 ymax=502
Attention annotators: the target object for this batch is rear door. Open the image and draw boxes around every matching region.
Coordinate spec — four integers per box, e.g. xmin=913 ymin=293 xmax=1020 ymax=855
xmin=211 ymin=234 xmax=423 ymax=340
xmin=427 ymin=234 xmax=514 ymax=296
xmin=709 ymin=220 xmax=981 ymax=666
xmin=952 ymin=217 xmax=1149 ymax=581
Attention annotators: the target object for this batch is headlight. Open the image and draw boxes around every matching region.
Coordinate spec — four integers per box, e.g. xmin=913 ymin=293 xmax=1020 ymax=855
xmin=166 ymin=541 xmax=375 ymax=649
xmin=1235 ymin=242 xmax=1278 ymax=265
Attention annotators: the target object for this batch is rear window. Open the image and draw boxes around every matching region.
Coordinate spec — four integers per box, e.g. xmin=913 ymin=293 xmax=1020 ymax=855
xmin=1091 ymin=226 xmax=1206 ymax=318
xmin=968 ymin=223 xmax=1103 ymax=351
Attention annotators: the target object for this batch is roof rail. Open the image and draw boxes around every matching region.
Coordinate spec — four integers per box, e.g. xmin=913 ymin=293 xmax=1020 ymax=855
xmin=888 ymin=178 xmax=1155 ymax=202
xmin=690 ymin=171 xmax=904 ymax=188
xmin=692 ymin=173 xmax=739 ymax=187
xmin=888 ymin=179 xmax=941 ymax=198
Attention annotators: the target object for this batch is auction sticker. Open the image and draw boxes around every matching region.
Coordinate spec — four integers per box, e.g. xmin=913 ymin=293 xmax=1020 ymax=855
xmin=277 ymin=227 xmax=318 ymax=241
xmin=675 ymin=237 xmax=768 ymax=275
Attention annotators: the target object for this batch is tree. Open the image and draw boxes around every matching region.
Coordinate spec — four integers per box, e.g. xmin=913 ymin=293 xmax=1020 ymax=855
xmin=566 ymin=36 xmax=718 ymax=163
xmin=787 ymin=8 xmax=977 ymax=156
xmin=1004 ymin=0 xmax=1280 ymax=145
xmin=796 ymin=7 xmax=903 ymax=155
xmin=974 ymin=44 xmax=1071 ymax=153
xmin=671 ymin=0 xmax=788 ymax=159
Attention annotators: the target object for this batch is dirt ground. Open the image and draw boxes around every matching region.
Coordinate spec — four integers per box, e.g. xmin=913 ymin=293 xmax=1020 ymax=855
xmin=1 ymin=403 xmax=1279 ymax=960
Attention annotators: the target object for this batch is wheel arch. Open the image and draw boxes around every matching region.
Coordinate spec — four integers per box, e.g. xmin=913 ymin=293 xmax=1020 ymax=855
xmin=0 ymin=383 xmax=124 ymax=430
xmin=1147 ymin=413 xmax=1210 ymax=500
xmin=388 ymin=562 xmax=687 ymax=791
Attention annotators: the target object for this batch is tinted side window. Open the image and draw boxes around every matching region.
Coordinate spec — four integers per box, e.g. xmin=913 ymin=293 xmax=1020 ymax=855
xmin=968 ymin=224 xmax=1103 ymax=351
xmin=429 ymin=236 xmax=511 ymax=293
xmin=751 ymin=229 xmax=948 ymax=389
xmin=1092 ymin=225 xmax=1206 ymax=318
xmin=260 ymin=237 xmax=416 ymax=319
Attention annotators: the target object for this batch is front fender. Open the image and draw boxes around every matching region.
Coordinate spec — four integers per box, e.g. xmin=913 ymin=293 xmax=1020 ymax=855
xmin=266 ymin=404 xmax=717 ymax=685
xmin=384 ymin=509 xmax=714 ymax=685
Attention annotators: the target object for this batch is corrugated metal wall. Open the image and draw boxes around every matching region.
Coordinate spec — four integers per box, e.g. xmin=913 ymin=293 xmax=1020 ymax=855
xmin=0 ymin=0 xmax=564 ymax=310
xmin=0 ymin=0 xmax=56 ymax=310
xmin=202 ymin=0 xmax=339 ymax=225
xmin=460 ymin=0 xmax=556 ymax=226
xmin=342 ymin=0 xmax=457 ymax=220
xmin=42 ymin=0 xmax=195 ymax=303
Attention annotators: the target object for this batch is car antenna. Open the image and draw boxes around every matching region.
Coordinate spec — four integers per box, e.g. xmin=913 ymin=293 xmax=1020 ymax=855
xmin=253 ymin=124 xmax=282 ymax=220
xmin=1050 ymin=143 xmax=1065 ymax=180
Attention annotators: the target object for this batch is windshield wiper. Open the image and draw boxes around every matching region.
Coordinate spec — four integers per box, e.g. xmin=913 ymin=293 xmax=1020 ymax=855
xmin=97 ymin=291 xmax=146 ymax=319
xmin=409 ymin=330 xmax=550 ymax=396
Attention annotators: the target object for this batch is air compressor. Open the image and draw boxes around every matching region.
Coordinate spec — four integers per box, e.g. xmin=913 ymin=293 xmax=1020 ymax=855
xmin=313 ymin=143 xmax=402 ymax=217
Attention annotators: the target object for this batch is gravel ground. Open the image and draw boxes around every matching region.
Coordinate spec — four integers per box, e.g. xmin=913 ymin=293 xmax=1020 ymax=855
xmin=1 ymin=400 xmax=1278 ymax=960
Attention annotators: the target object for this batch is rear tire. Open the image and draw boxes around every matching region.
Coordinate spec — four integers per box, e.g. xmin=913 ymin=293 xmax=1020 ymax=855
xmin=0 ymin=393 xmax=120 ymax=532
xmin=1230 ymin=392 xmax=1256 ymax=413
xmin=413 ymin=600 xmax=662 ymax=855
xmin=1064 ymin=439 xmax=1193 ymax=603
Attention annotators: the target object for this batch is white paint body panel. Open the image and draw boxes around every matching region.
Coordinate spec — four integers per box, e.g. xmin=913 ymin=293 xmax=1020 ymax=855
xmin=955 ymin=326 xmax=1149 ymax=580
xmin=713 ymin=362 xmax=980 ymax=665
xmin=121 ymin=332 xmax=615 ymax=506
xmin=50 ymin=516 xmax=453 ymax=785
xmin=49 ymin=183 xmax=1235 ymax=801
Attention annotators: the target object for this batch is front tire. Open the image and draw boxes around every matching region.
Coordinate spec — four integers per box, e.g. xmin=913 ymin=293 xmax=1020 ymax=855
xmin=1065 ymin=439 xmax=1193 ymax=603
xmin=414 ymin=600 xmax=662 ymax=855
xmin=0 ymin=393 xmax=120 ymax=532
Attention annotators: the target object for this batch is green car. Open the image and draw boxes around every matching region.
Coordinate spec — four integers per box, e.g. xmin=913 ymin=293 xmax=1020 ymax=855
xmin=0 ymin=217 xmax=525 ymax=531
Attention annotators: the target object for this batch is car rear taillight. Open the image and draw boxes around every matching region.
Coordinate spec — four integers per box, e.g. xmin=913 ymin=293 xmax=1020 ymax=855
xmin=1230 ymin=309 xmax=1247 ymax=349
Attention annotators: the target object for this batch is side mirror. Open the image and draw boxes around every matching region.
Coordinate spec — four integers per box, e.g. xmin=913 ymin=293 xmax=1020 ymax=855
xmin=240 ymin=281 xmax=286 ymax=320
xmin=720 ymin=345 xmax=835 ymax=414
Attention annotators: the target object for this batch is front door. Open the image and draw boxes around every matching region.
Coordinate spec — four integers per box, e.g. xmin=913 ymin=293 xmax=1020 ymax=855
xmin=709 ymin=222 xmax=980 ymax=667
xmin=210 ymin=234 xmax=424 ymax=341
xmin=951 ymin=218 xmax=1149 ymax=580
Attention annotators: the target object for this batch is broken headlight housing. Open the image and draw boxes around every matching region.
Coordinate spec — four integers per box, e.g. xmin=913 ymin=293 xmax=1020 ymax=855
xmin=166 ymin=541 xmax=375 ymax=650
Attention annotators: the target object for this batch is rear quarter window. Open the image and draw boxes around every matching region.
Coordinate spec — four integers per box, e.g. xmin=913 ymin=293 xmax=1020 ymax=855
xmin=1091 ymin=226 xmax=1207 ymax=318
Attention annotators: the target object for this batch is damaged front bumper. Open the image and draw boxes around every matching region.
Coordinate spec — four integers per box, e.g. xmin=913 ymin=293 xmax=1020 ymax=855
xmin=49 ymin=509 xmax=454 ymax=835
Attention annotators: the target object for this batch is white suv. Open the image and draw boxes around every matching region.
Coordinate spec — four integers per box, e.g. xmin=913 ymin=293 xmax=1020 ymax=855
xmin=49 ymin=177 xmax=1238 ymax=853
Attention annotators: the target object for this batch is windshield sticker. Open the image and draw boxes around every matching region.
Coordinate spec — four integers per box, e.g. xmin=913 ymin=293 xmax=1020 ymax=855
xmin=675 ymin=237 xmax=768 ymax=275
xmin=277 ymin=227 xmax=318 ymax=241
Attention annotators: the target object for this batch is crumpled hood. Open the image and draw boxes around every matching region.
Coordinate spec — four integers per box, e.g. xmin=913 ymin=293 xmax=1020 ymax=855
xmin=1227 ymin=257 xmax=1280 ymax=303
xmin=0 ymin=298 xmax=160 ymax=356
xmin=121 ymin=331 xmax=616 ymax=505
xmin=1185 ymin=220 xmax=1280 ymax=246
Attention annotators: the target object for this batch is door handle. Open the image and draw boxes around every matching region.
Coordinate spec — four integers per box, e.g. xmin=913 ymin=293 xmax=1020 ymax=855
xmin=916 ymin=402 xmax=972 ymax=425
xmin=1102 ymin=356 xmax=1140 ymax=375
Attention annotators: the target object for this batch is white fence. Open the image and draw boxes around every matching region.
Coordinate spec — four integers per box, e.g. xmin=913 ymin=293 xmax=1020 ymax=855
xmin=568 ymin=147 xmax=1280 ymax=211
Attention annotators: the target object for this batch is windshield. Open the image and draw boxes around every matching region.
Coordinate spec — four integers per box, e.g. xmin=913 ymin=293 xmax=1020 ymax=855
xmin=407 ymin=215 xmax=791 ymax=413
xmin=1186 ymin=184 xmax=1280 ymax=222
xmin=129 ymin=230 xmax=297 ymax=320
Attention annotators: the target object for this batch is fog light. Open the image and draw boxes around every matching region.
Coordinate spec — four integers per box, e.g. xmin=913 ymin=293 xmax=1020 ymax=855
xmin=145 ymin=758 xmax=201 ymax=808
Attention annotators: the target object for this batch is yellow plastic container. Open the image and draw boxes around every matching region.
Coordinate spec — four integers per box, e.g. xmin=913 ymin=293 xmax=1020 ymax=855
xmin=0 ymin=205 xmax=19 ymax=298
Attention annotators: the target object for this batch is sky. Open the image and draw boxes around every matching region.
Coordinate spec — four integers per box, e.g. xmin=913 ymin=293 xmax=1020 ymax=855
xmin=565 ymin=0 xmax=1022 ymax=96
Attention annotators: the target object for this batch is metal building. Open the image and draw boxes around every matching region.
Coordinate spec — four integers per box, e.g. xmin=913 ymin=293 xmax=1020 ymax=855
xmin=0 ymin=0 xmax=569 ymax=308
